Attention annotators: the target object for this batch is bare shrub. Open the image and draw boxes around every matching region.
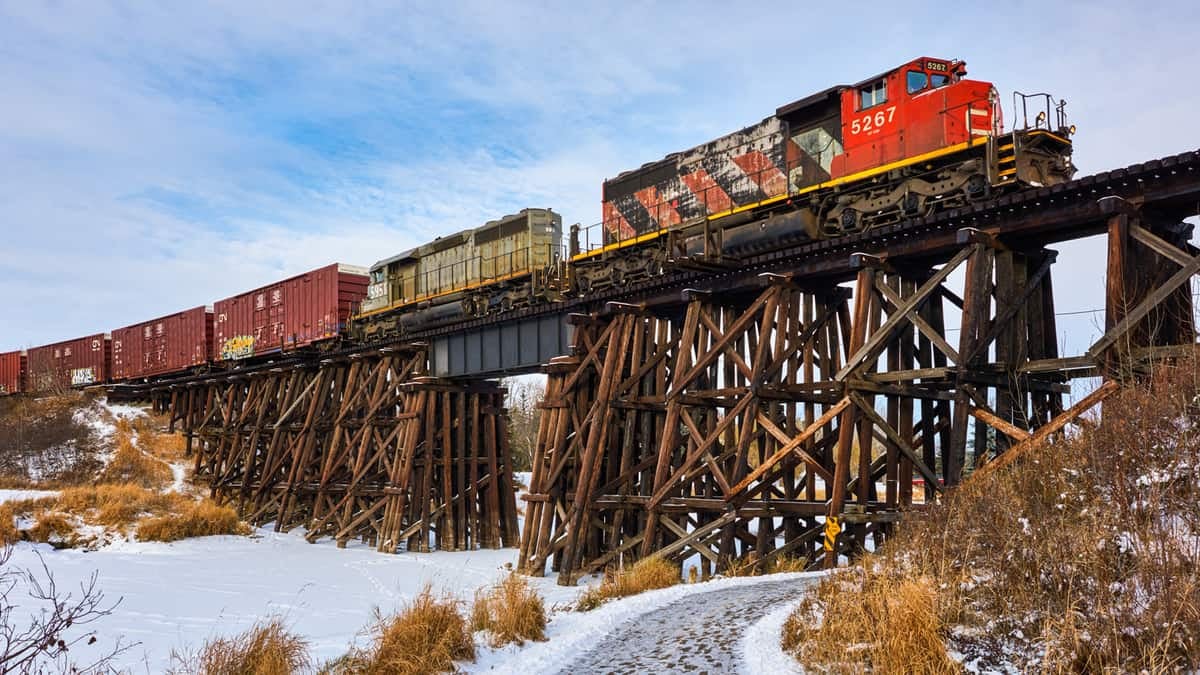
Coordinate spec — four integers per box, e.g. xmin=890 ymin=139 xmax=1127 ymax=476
xmin=576 ymin=557 xmax=679 ymax=611
xmin=331 ymin=586 xmax=474 ymax=674
xmin=470 ymin=573 xmax=547 ymax=647
xmin=0 ymin=393 xmax=105 ymax=487
xmin=169 ymin=617 xmax=310 ymax=675
xmin=0 ymin=546 xmax=125 ymax=672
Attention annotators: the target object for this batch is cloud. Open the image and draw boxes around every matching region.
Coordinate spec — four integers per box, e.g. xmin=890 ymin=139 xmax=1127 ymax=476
xmin=0 ymin=1 xmax=1197 ymax=356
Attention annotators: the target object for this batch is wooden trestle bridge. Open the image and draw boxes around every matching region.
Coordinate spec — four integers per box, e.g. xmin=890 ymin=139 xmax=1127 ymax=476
xmin=143 ymin=149 xmax=1200 ymax=585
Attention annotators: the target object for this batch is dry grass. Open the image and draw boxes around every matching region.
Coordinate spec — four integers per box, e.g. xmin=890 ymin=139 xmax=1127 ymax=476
xmin=97 ymin=421 xmax=173 ymax=490
xmin=783 ymin=562 xmax=957 ymax=674
xmin=170 ymin=617 xmax=311 ymax=675
xmin=785 ymin=360 xmax=1200 ymax=672
xmin=25 ymin=512 xmax=78 ymax=547
xmin=1 ymin=485 xmax=247 ymax=547
xmin=576 ymin=557 xmax=679 ymax=611
xmin=328 ymin=586 xmax=475 ymax=674
xmin=0 ymin=393 xmax=105 ymax=487
xmin=138 ymin=500 xmax=250 ymax=542
xmin=470 ymin=573 xmax=547 ymax=647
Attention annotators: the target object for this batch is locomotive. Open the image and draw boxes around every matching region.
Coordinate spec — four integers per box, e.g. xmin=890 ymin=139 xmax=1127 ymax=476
xmin=352 ymin=56 xmax=1074 ymax=337
xmin=569 ymin=56 xmax=1074 ymax=293
xmin=3 ymin=56 xmax=1075 ymax=393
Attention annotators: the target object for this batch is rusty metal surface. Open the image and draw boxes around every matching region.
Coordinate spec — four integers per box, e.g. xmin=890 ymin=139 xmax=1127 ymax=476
xmin=27 ymin=334 xmax=111 ymax=391
xmin=112 ymin=306 xmax=213 ymax=381
xmin=0 ymin=351 xmax=24 ymax=395
xmin=213 ymin=263 xmax=368 ymax=361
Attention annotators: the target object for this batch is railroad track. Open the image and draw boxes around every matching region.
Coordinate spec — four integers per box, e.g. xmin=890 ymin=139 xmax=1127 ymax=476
xmin=120 ymin=147 xmax=1200 ymax=393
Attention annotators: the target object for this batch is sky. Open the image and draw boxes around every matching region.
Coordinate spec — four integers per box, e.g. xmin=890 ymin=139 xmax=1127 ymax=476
xmin=1 ymin=1 xmax=1198 ymax=355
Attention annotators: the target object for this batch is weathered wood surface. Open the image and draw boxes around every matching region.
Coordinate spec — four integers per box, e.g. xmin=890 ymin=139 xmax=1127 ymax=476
xmin=170 ymin=347 xmax=519 ymax=552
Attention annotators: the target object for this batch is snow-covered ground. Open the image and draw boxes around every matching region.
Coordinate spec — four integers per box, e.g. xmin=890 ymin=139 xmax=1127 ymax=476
xmin=0 ymin=489 xmax=60 ymax=503
xmin=4 ymin=530 xmax=586 ymax=671
xmin=3 ymin=529 xmax=820 ymax=672
xmin=742 ymin=596 xmax=806 ymax=675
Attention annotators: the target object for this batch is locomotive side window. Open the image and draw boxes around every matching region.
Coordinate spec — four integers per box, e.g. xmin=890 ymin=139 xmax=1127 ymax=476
xmin=859 ymin=79 xmax=887 ymax=110
xmin=931 ymin=74 xmax=949 ymax=88
xmin=906 ymin=71 xmax=928 ymax=94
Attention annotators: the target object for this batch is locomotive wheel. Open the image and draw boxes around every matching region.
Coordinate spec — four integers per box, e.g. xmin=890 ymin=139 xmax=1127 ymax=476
xmin=840 ymin=208 xmax=860 ymax=233
xmin=965 ymin=173 xmax=989 ymax=200
xmin=610 ymin=267 xmax=625 ymax=286
xmin=500 ymin=296 xmax=514 ymax=313
xmin=577 ymin=273 xmax=593 ymax=294
xmin=902 ymin=192 xmax=926 ymax=216
xmin=461 ymin=298 xmax=477 ymax=317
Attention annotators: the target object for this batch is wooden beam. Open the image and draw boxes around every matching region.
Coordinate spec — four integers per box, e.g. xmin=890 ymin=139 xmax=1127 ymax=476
xmin=968 ymin=380 xmax=1120 ymax=483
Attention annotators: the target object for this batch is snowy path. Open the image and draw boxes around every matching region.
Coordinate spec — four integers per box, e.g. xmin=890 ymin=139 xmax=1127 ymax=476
xmin=553 ymin=577 xmax=811 ymax=674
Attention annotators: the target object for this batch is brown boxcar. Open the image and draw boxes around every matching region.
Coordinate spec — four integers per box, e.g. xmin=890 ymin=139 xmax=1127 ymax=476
xmin=214 ymin=263 xmax=368 ymax=361
xmin=0 ymin=351 xmax=24 ymax=395
xmin=27 ymin=334 xmax=112 ymax=392
xmin=112 ymin=306 xmax=214 ymax=381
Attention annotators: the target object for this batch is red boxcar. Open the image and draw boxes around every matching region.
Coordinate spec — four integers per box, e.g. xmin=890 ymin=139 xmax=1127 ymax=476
xmin=0 ymin=351 xmax=24 ymax=395
xmin=112 ymin=306 xmax=214 ymax=381
xmin=27 ymin=334 xmax=112 ymax=392
xmin=213 ymin=263 xmax=368 ymax=361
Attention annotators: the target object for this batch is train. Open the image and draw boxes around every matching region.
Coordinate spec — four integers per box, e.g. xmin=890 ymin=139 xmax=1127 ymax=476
xmin=0 ymin=56 xmax=1074 ymax=395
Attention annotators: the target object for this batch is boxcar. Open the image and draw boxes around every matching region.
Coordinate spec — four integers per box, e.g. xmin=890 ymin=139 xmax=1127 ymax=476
xmin=214 ymin=263 xmax=369 ymax=361
xmin=111 ymin=306 xmax=214 ymax=380
xmin=0 ymin=351 xmax=24 ymax=395
xmin=27 ymin=334 xmax=112 ymax=392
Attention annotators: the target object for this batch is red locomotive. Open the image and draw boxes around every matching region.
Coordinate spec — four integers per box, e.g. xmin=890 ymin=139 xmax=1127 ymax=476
xmin=572 ymin=57 xmax=1074 ymax=290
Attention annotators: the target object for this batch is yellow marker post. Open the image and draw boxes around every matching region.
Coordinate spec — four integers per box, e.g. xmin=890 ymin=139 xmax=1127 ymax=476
xmin=823 ymin=516 xmax=841 ymax=553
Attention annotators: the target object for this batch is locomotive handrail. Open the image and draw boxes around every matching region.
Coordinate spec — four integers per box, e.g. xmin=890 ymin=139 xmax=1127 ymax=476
xmin=388 ymin=242 xmax=560 ymax=307
xmin=1012 ymin=91 xmax=1068 ymax=132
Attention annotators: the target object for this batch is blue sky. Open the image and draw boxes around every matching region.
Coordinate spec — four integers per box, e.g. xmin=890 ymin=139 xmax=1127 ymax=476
xmin=1 ymin=1 xmax=1198 ymax=355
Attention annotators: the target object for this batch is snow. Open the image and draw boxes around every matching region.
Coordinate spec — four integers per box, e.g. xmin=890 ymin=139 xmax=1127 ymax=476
xmin=742 ymin=596 xmax=806 ymax=675
xmin=466 ymin=571 xmax=823 ymax=674
xmin=0 ymin=489 xmax=60 ymax=503
xmin=2 ymin=529 xmax=587 ymax=671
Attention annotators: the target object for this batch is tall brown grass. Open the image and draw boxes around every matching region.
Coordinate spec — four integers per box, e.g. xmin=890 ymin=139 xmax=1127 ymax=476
xmin=785 ymin=360 xmax=1200 ymax=672
xmin=576 ymin=557 xmax=680 ymax=611
xmin=328 ymin=586 xmax=475 ymax=674
xmin=169 ymin=617 xmax=311 ymax=675
xmin=98 ymin=421 xmax=173 ymax=490
xmin=722 ymin=552 xmax=808 ymax=577
xmin=783 ymin=562 xmax=957 ymax=674
xmin=470 ymin=573 xmax=547 ymax=647
xmin=1 ymin=485 xmax=248 ymax=547
xmin=138 ymin=500 xmax=250 ymax=542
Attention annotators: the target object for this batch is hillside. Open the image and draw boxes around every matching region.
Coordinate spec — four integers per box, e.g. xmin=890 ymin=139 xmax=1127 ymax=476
xmin=784 ymin=363 xmax=1200 ymax=673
